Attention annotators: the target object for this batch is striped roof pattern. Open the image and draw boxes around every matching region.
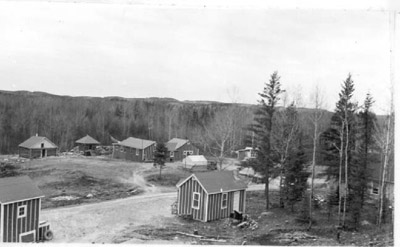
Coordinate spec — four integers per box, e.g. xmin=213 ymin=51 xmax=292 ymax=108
xmin=76 ymin=135 xmax=100 ymax=144
xmin=0 ymin=176 xmax=44 ymax=203
xmin=119 ymin=137 xmax=156 ymax=149
xmin=18 ymin=136 xmax=58 ymax=149
xmin=166 ymin=138 xmax=188 ymax=151
xmin=177 ymin=171 xmax=247 ymax=194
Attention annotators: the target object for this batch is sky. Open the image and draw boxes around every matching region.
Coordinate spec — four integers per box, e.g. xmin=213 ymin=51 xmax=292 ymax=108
xmin=0 ymin=0 xmax=397 ymax=114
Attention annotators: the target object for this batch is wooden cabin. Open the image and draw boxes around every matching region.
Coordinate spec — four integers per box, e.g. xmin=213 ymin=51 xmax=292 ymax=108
xmin=235 ymin=147 xmax=257 ymax=161
xmin=112 ymin=137 xmax=156 ymax=162
xmin=166 ymin=138 xmax=199 ymax=162
xmin=18 ymin=136 xmax=58 ymax=159
xmin=367 ymin=161 xmax=394 ymax=205
xmin=0 ymin=176 xmax=44 ymax=243
xmin=75 ymin=135 xmax=100 ymax=155
xmin=176 ymin=171 xmax=247 ymax=222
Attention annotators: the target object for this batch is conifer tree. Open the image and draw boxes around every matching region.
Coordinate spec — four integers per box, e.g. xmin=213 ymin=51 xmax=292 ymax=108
xmin=253 ymin=71 xmax=284 ymax=210
xmin=321 ymin=74 xmax=357 ymax=227
xmin=284 ymin=137 xmax=309 ymax=212
xmin=154 ymin=143 xmax=168 ymax=179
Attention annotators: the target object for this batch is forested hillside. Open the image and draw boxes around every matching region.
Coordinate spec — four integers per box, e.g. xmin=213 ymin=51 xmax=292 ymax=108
xmin=0 ymin=90 xmax=259 ymax=154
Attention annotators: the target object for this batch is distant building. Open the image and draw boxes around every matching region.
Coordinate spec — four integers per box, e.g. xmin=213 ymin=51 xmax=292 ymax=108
xmin=112 ymin=137 xmax=156 ymax=162
xmin=75 ymin=135 xmax=100 ymax=154
xmin=182 ymin=155 xmax=208 ymax=171
xmin=0 ymin=176 xmax=45 ymax=242
xmin=238 ymin=167 xmax=263 ymax=183
xmin=367 ymin=162 xmax=394 ymax=205
xmin=235 ymin=147 xmax=257 ymax=161
xmin=176 ymin=171 xmax=247 ymax=222
xmin=166 ymin=138 xmax=199 ymax=162
xmin=18 ymin=135 xmax=58 ymax=159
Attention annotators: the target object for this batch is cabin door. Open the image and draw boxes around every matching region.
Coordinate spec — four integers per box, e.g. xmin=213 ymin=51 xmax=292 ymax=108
xmin=41 ymin=149 xmax=46 ymax=158
xmin=233 ymin=191 xmax=240 ymax=212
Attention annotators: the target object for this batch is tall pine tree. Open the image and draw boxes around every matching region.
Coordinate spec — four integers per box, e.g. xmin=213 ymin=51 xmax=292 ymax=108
xmin=253 ymin=71 xmax=284 ymax=210
xmin=321 ymin=74 xmax=357 ymax=227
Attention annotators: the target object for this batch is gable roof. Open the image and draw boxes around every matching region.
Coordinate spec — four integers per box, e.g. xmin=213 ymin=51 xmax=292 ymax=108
xmin=166 ymin=142 xmax=177 ymax=152
xmin=119 ymin=137 xmax=156 ymax=149
xmin=0 ymin=176 xmax=44 ymax=204
xmin=76 ymin=135 xmax=100 ymax=145
xmin=167 ymin=138 xmax=189 ymax=151
xmin=177 ymin=171 xmax=247 ymax=194
xmin=19 ymin=136 xmax=58 ymax=149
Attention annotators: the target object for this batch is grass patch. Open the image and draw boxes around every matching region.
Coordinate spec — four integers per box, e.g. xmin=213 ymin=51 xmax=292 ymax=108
xmin=145 ymin=172 xmax=188 ymax=187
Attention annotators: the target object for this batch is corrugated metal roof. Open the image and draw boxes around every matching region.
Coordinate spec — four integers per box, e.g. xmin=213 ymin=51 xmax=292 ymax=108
xmin=18 ymin=136 xmax=58 ymax=149
xmin=119 ymin=137 xmax=156 ymax=149
xmin=0 ymin=176 xmax=44 ymax=203
xmin=178 ymin=171 xmax=247 ymax=194
xmin=167 ymin=138 xmax=188 ymax=151
xmin=76 ymin=135 xmax=100 ymax=145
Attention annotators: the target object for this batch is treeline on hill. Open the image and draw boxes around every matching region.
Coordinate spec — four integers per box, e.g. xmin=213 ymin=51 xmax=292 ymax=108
xmin=0 ymin=90 xmax=340 ymax=157
xmin=0 ymin=90 xmax=261 ymax=154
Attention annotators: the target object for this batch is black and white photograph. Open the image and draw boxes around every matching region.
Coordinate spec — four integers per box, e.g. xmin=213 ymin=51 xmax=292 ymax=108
xmin=0 ymin=0 xmax=397 ymax=245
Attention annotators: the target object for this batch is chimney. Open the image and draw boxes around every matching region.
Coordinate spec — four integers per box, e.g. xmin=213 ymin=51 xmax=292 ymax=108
xmin=233 ymin=169 xmax=240 ymax=180
xmin=36 ymin=133 xmax=38 ymax=137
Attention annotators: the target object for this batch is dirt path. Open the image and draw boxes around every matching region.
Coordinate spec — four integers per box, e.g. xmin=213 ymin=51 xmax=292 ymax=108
xmin=41 ymin=192 xmax=178 ymax=243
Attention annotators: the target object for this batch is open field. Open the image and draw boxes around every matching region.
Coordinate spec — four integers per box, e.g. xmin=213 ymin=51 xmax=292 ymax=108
xmin=3 ymin=155 xmax=189 ymax=208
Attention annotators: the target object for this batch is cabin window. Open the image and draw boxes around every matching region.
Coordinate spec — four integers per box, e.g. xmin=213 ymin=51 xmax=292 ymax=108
xmin=250 ymin=150 xmax=257 ymax=158
xmin=41 ymin=143 xmax=44 ymax=148
xmin=192 ymin=192 xmax=200 ymax=209
xmin=221 ymin=193 xmax=228 ymax=209
xmin=17 ymin=205 xmax=27 ymax=218
xmin=170 ymin=152 xmax=174 ymax=158
xmin=120 ymin=147 xmax=125 ymax=153
xmin=136 ymin=149 xmax=139 ymax=156
xmin=372 ymin=187 xmax=379 ymax=195
xmin=184 ymin=150 xmax=193 ymax=156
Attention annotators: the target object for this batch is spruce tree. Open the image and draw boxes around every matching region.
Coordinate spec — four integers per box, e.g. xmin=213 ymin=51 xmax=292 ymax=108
xmin=285 ymin=138 xmax=309 ymax=212
xmin=253 ymin=71 xmax=284 ymax=210
xmin=321 ymin=74 xmax=357 ymax=227
xmin=154 ymin=143 xmax=168 ymax=179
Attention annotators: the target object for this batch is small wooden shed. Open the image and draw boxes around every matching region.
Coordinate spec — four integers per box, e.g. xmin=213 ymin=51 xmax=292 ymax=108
xmin=182 ymin=155 xmax=208 ymax=171
xmin=166 ymin=138 xmax=199 ymax=162
xmin=75 ymin=135 xmax=100 ymax=154
xmin=0 ymin=176 xmax=44 ymax=243
xmin=176 ymin=171 xmax=247 ymax=222
xmin=18 ymin=136 xmax=58 ymax=159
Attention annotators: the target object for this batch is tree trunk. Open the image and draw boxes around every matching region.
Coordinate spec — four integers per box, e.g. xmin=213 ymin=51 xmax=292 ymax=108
xmin=308 ymin=119 xmax=318 ymax=229
xmin=378 ymin=113 xmax=392 ymax=227
xmin=342 ymin=119 xmax=349 ymax=227
xmin=338 ymin=121 xmax=344 ymax=226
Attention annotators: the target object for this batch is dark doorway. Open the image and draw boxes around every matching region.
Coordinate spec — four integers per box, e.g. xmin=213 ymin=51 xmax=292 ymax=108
xmin=42 ymin=149 xmax=46 ymax=158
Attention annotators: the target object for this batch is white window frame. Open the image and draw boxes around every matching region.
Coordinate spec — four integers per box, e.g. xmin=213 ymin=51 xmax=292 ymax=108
xmin=17 ymin=205 xmax=27 ymax=218
xmin=192 ymin=192 xmax=200 ymax=209
xmin=170 ymin=151 xmax=174 ymax=158
xmin=221 ymin=193 xmax=228 ymax=209
xmin=372 ymin=187 xmax=379 ymax=195
xmin=136 ymin=149 xmax=139 ymax=156
xmin=184 ymin=150 xmax=194 ymax=156
xmin=120 ymin=147 xmax=125 ymax=153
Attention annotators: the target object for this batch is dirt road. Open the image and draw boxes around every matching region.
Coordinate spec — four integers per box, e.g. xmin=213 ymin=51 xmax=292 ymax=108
xmin=41 ymin=191 xmax=179 ymax=243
